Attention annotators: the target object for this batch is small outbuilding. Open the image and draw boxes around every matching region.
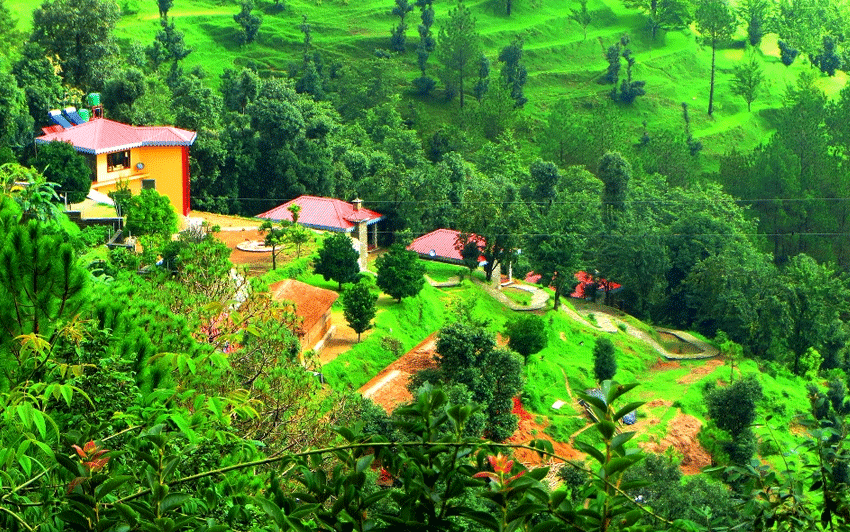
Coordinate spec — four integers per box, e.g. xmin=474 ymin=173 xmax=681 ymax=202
xmin=269 ymin=279 xmax=339 ymax=356
xmin=406 ymin=228 xmax=485 ymax=264
xmin=258 ymin=196 xmax=383 ymax=271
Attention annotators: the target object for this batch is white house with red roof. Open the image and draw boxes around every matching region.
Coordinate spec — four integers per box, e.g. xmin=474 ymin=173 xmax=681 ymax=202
xmin=257 ymin=196 xmax=384 ymax=271
xmin=36 ymin=118 xmax=197 ymax=215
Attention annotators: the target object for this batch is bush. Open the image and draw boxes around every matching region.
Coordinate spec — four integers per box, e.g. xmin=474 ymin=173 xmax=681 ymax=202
xmin=73 ymin=225 xmax=111 ymax=250
xmin=108 ymin=247 xmax=140 ymax=271
xmin=593 ymin=337 xmax=617 ymax=383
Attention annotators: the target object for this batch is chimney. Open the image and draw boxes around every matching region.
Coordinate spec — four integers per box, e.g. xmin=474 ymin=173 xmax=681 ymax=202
xmin=352 ymin=198 xmax=362 ymax=211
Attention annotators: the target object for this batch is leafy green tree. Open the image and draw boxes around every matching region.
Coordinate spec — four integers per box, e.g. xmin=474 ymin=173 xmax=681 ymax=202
xmin=376 ymin=243 xmax=426 ymax=302
xmin=812 ymin=35 xmax=843 ymax=77
xmin=220 ymin=66 xmax=260 ymax=114
xmin=0 ymin=72 xmax=34 ymax=150
xmin=598 ymin=151 xmax=631 ymax=222
xmin=778 ymin=39 xmax=800 ymax=66
xmin=736 ymin=0 xmax=768 ymax=46
xmin=504 ymin=314 xmax=548 ymax=363
xmin=458 ymin=177 xmax=527 ymax=282
xmin=498 ymin=38 xmax=527 ymax=107
xmin=781 ymin=254 xmax=849 ymax=375
xmin=146 ymin=17 xmax=192 ymax=67
xmin=526 ymin=166 xmax=598 ymax=309
xmin=12 ymin=43 xmax=65 ymax=130
xmin=412 ymin=0 xmax=436 ymax=94
xmin=569 ymin=0 xmax=592 ymax=40
xmin=30 ymin=0 xmax=121 ymax=90
xmin=343 ymin=277 xmax=377 ymax=341
xmin=473 ymin=53 xmax=490 ymax=102
xmin=125 ymin=188 xmax=177 ymax=238
xmin=259 ymin=220 xmax=287 ymax=270
xmin=390 ymin=0 xmax=414 ymax=52
xmin=234 ymin=0 xmax=261 ymax=45
xmin=704 ymin=375 xmax=762 ymax=464
xmin=460 ymin=239 xmax=482 ymax=273
xmin=695 ymin=0 xmax=737 ymax=115
xmin=435 ymin=322 xmax=522 ymax=440
xmin=731 ymin=54 xmax=764 ymax=111
xmin=313 ymin=232 xmax=360 ymax=290
xmin=593 ymin=337 xmax=617 ymax=382
xmin=30 ymin=141 xmax=92 ymax=204
xmin=436 ymin=3 xmax=481 ymax=108
xmin=241 ymin=77 xmax=338 ymax=203
xmin=539 ymin=99 xmax=627 ymax=171
xmin=0 ymin=0 xmax=22 ymax=54
xmin=157 ymin=0 xmax=173 ymax=18
xmin=625 ymin=0 xmax=691 ymax=40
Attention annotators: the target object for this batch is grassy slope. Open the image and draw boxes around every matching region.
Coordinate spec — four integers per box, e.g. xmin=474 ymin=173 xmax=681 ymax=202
xmin=284 ymin=257 xmax=813 ymax=461
xmin=7 ymin=0 xmax=847 ymax=169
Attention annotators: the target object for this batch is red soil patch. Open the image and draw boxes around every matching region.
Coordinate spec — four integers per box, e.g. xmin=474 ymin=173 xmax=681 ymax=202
xmin=650 ymin=360 xmax=681 ymax=371
xmin=214 ymin=229 xmax=277 ymax=274
xmin=507 ymin=398 xmax=582 ymax=467
xmin=640 ymin=413 xmax=712 ymax=475
xmin=357 ymin=333 xmax=440 ymax=414
xmin=677 ymin=359 xmax=724 ymax=385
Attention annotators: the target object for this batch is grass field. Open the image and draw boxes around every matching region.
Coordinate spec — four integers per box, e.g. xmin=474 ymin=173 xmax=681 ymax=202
xmin=7 ymin=0 xmax=847 ymax=173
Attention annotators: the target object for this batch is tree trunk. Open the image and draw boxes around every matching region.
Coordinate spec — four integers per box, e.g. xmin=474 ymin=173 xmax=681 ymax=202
xmin=271 ymin=244 xmax=277 ymax=270
xmin=708 ymin=40 xmax=716 ymax=116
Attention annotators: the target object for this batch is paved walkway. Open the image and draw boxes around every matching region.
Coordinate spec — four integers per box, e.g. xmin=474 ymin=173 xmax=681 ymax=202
xmin=476 ymin=280 xmax=550 ymax=311
xmin=560 ymin=302 xmax=718 ymax=361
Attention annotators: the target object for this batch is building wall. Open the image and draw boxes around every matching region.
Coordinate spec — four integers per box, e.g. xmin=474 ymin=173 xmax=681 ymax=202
xmin=90 ymin=146 xmax=187 ymax=215
xmin=303 ymin=310 xmax=333 ymax=352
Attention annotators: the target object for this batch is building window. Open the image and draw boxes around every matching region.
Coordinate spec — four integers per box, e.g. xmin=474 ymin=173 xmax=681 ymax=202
xmin=107 ymin=151 xmax=130 ymax=172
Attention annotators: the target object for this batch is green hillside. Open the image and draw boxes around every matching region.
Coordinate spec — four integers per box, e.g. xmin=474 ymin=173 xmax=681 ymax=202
xmin=7 ymin=0 xmax=847 ymax=166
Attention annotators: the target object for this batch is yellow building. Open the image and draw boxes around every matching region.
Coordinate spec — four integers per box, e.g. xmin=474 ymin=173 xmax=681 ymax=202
xmin=36 ymin=118 xmax=197 ymax=215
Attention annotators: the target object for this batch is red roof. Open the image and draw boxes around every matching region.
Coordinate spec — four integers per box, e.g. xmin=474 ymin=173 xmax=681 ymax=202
xmin=269 ymin=279 xmax=339 ymax=335
xmin=407 ymin=229 xmax=486 ymax=263
xmin=256 ymin=196 xmax=384 ymax=232
xmin=35 ymin=118 xmax=196 ymax=155
xmin=524 ymin=271 xmax=622 ymax=298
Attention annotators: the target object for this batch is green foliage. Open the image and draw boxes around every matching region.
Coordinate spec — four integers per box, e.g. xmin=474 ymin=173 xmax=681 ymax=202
xmin=504 ymin=314 xmax=547 ymax=363
xmin=234 ymin=0 xmax=262 ymax=45
xmin=695 ymin=0 xmax=737 ymax=115
xmin=30 ymin=141 xmax=92 ymax=204
xmin=436 ymin=3 xmax=481 ymax=108
xmin=124 ymin=188 xmax=177 ymax=238
xmin=343 ymin=277 xmax=378 ymax=341
xmin=730 ymin=53 xmax=764 ymax=111
xmin=435 ymin=322 xmax=522 ymax=441
xmin=0 ymin=220 xmax=88 ymax=353
xmin=593 ymin=337 xmax=617 ymax=383
xmin=313 ymin=232 xmax=360 ymax=290
xmin=375 ymin=243 xmax=426 ymax=302
xmin=29 ymin=0 xmax=121 ymax=89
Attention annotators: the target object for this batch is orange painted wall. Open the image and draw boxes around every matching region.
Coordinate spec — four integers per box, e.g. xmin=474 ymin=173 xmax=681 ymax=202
xmin=90 ymin=145 xmax=187 ymax=214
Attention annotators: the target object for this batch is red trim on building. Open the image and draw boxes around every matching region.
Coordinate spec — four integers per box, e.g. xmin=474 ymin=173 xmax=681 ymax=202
xmin=182 ymin=146 xmax=191 ymax=215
